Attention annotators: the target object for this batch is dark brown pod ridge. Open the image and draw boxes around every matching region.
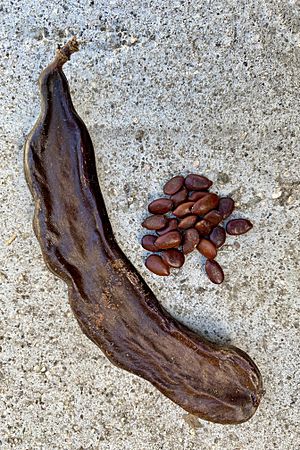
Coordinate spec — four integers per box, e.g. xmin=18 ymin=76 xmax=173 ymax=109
xmin=24 ymin=38 xmax=263 ymax=424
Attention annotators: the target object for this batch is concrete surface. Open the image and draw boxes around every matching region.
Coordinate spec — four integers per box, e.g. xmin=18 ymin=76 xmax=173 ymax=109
xmin=0 ymin=1 xmax=299 ymax=449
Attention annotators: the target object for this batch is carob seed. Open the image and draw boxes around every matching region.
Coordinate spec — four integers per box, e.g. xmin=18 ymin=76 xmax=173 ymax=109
xmin=157 ymin=218 xmax=178 ymax=236
xmin=191 ymin=193 xmax=219 ymax=215
xmin=188 ymin=191 xmax=209 ymax=201
xmin=170 ymin=187 xmax=188 ymax=207
xmin=205 ymin=260 xmax=224 ymax=284
xmin=163 ymin=175 xmax=185 ymax=195
xmin=183 ymin=228 xmax=200 ymax=254
xmin=185 ymin=174 xmax=213 ymax=191
xmin=204 ymin=210 xmax=223 ymax=226
xmin=178 ymin=215 xmax=197 ymax=230
xmin=148 ymin=198 xmax=173 ymax=214
xmin=155 ymin=231 xmax=182 ymax=250
xmin=142 ymin=215 xmax=167 ymax=230
xmin=141 ymin=235 xmax=157 ymax=251
xmin=218 ymin=197 xmax=235 ymax=219
xmin=161 ymin=249 xmax=185 ymax=268
xmin=226 ymin=219 xmax=253 ymax=235
xmin=173 ymin=201 xmax=195 ymax=218
xmin=145 ymin=255 xmax=170 ymax=276
xmin=195 ymin=219 xmax=213 ymax=236
xmin=197 ymin=239 xmax=217 ymax=259
xmin=209 ymin=226 xmax=226 ymax=248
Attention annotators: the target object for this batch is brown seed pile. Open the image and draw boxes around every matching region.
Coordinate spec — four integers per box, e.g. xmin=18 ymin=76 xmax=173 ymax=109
xmin=141 ymin=174 xmax=253 ymax=284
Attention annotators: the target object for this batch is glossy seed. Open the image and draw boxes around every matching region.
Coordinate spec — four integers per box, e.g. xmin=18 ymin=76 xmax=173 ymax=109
xmin=148 ymin=198 xmax=173 ymax=214
xmin=161 ymin=249 xmax=185 ymax=268
xmin=195 ymin=219 xmax=213 ymax=236
xmin=204 ymin=210 xmax=223 ymax=226
xmin=154 ymin=231 xmax=182 ymax=250
xmin=173 ymin=201 xmax=195 ymax=218
xmin=185 ymin=174 xmax=213 ymax=191
xmin=141 ymin=235 xmax=157 ymax=251
xmin=209 ymin=226 xmax=226 ymax=248
xmin=218 ymin=197 xmax=235 ymax=219
xmin=197 ymin=239 xmax=217 ymax=259
xmin=178 ymin=215 xmax=197 ymax=230
xmin=142 ymin=215 xmax=167 ymax=230
xmin=191 ymin=193 xmax=219 ymax=215
xmin=205 ymin=260 xmax=224 ymax=284
xmin=188 ymin=191 xmax=209 ymax=201
xmin=170 ymin=187 xmax=188 ymax=207
xmin=157 ymin=218 xmax=178 ymax=236
xmin=182 ymin=228 xmax=200 ymax=254
xmin=163 ymin=175 xmax=185 ymax=195
xmin=145 ymin=255 xmax=170 ymax=276
xmin=226 ymin=219 xmax=253 ymax=235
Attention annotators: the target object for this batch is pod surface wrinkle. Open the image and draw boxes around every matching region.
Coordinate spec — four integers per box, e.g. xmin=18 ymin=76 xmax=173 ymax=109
xmin=24 ymin=38 xmax=263 ymax=424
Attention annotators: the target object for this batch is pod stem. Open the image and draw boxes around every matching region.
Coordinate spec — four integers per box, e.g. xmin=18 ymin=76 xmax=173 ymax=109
xmin=54 ymin=36 xmax=79 ymax=67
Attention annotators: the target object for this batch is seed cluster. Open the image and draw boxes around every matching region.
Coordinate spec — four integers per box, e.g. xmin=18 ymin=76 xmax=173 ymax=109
xmin=141 ymin=174 xmax=253 ymax=284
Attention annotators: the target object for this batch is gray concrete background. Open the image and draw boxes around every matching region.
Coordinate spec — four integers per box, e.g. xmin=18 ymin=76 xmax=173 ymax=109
xmin=0 ymin=1 xmax=299 ymax=449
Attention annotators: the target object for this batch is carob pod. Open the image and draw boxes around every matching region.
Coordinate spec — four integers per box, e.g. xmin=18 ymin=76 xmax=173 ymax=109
xmin=24 ymin=38 xmax=263 ymax=424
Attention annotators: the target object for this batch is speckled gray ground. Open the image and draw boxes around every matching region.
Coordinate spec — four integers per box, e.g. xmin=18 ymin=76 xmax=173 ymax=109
xmin=1 ymin=1 xmax=300 ymax=449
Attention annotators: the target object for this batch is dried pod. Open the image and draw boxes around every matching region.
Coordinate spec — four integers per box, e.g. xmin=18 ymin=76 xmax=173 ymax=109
xmin=185 ymin=174 xmax=213 ymax=191
xmin=145 ymin=255 xmax=170 ymax=276
xmin=161 ymin=249 xmax=185 ymax=268
xmin=148 ymin=198 xmax=173 ymax=214
xmin=163 ymin=175 xmax=185 ymax=195
xmin=142 ymin=215 xmax=167 ymax=230
xmin=24 ymin=39 xmax=262 ymax=425
xmin=226 ymin=219 xmax=253 ymax=235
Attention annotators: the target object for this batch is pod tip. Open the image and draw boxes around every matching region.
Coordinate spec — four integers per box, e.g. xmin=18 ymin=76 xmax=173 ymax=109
xmin=55 ymin=36 xmax=79 ymax=66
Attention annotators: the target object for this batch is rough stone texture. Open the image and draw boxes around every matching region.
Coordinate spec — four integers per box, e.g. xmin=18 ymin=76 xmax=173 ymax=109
xmin=0 ymin=1 xmax=299 ymax=449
